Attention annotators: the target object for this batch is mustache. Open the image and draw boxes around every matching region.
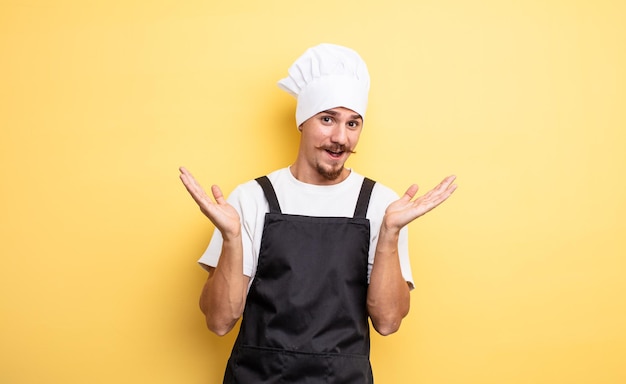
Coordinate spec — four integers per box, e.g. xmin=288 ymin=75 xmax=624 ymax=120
xmin=316 ymin=145 xmax=357 ymax=155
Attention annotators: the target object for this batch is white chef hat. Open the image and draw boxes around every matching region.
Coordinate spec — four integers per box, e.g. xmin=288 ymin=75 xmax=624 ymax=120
xmin=278 ymin=43 xmax=370 ymax=128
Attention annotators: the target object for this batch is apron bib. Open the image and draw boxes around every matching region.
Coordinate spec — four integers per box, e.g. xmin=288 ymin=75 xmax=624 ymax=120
xmin=223 ymin=175 xmax=376 ymax=383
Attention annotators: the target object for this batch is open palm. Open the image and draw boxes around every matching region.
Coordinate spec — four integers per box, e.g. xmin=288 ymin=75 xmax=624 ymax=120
xmin=179 ymin=167 xmax=241 ymax=239
xmin=384 ymin=175 xmax=457 ymax=231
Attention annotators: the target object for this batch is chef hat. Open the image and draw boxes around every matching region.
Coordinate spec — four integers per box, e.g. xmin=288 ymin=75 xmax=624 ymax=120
xmin=278 ymin=43 xmax=370 ymax=127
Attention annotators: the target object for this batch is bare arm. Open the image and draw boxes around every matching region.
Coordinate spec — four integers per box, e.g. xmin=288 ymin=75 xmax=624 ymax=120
xmin=367 ymin=175 xmax=457 ymax=335
xmin=179 ymin=167 xmax=249 ymax=336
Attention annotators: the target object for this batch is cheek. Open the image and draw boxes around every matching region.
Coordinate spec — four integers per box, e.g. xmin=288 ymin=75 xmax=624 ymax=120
xmin=348 ymin=131 xmax=362 ymax=146
xmin=301 ymin=129 xmax=327 ymax=149
xmin=315 ymin=128 xmax=336 ymax=144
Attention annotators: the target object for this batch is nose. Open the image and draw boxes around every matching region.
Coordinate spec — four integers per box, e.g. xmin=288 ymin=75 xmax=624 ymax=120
xmin=330 ymin=124 xmax=348 ymax=145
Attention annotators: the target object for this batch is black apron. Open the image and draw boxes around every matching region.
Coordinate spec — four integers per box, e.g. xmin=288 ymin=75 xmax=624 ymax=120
xmin=223 ymin=175 xmax=376 ymax=383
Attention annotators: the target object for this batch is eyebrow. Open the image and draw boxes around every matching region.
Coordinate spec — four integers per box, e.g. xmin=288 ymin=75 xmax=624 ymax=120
xmin=320 ymin=110 xmax=363 ymax=120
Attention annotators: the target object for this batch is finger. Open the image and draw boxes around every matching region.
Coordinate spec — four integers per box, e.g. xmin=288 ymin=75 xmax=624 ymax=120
xmin=180 ymin=173 xmax=204 ymax=197
xmin=179 ymin=170 xmax=212 ymax=206
xmin=211 ymin=185 xmax=227 ymax=204
xmin=439 ymin=175 xmax=457 ymax=189
xmin=424 ymin=176 xmax=456 ymax=201
xmin=187 ymin=176 xmax=205 ymax=195
xmin=182 ymin=182 xmax=211 ymax=209
xmin=425 ymin=182 xmax=457 ymax=207
xmin=402 ymin=184 xmax=419 ymax=200
xmin=179 ymin=166 xmax=198 ymax=183
xmin=429 ymin=176 xmax=451 ymax=194
xmin=438 ymin=178 xmax=457 ymax=198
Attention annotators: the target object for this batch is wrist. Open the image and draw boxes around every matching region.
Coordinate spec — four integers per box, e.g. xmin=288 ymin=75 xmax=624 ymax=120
xmin=381 ymin=215 xmax=402 ymax=238
xmin=377 ymin=226 xmax=400 ymax=253
xmin=221 ymin=227 xmax=242 ymax=243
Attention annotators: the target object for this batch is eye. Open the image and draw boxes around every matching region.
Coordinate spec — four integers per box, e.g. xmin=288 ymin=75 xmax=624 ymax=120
xmin=347 ymin=120 xmax=360 ymax=129
xmin=321 ymin=116 xmax=333 ymax=124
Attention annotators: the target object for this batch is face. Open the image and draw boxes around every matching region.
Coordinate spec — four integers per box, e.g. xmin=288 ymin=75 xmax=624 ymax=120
xmin=292 ymin=107 xmax=363 ymax=185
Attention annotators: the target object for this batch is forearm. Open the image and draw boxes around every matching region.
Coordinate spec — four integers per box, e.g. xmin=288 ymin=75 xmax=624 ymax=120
xmin=200 ymin=234 xmax=249 ymax=336
xmin=367 ymin=227 xmax=410 ymax=336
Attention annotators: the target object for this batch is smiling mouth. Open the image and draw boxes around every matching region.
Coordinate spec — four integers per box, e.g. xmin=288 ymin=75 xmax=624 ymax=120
xmin=325 ymin=149 xmax=344 ymax=158
xmin=320 ymin=145 xmax=355 ymax=158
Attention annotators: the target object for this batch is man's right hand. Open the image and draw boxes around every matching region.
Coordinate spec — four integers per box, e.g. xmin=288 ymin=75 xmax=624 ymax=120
xmin=179 ymin=167 xmax=241 ymax=240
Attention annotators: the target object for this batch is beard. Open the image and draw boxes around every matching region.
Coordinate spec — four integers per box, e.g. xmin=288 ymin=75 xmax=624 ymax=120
xmin=314 ymin=145 xmax=356 ymax=181
xmin=316 ymin=163 xmax=345 ymax=181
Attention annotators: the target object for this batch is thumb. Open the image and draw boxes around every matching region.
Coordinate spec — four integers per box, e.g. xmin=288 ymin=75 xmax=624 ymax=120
xmin=211 ymin=185 xmax=227 ymax=204
xmin=402 ymin=184 xmax=419 ymax=200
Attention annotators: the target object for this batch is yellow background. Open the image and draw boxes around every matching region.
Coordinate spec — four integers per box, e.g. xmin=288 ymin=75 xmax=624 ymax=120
xmin=2 ymin=0 xmax=625 ymax=383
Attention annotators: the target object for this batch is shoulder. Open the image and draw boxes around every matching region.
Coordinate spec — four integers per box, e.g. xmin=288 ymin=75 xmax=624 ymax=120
xmin=372 ymin=181 xmax=400 ymax=202
xmin=229 ymin=168 xmax=288 ymax=196
xmin=226 ymin=168 xmax=293 ymax=210
xmin=228 ymin=179 xmax=262 ymax=202
xmin=365 ymin=177 xmax=400 ymax=218
xmin=354 ymin=172 xmax=399 ymax=204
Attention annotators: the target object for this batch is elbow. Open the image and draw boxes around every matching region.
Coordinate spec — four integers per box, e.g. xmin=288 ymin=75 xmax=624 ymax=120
xmin=207 ymin=320 xmax=234 ymax=337
xmin=368 ymin=300 xmax=410 ymax=336
xmin=370 ymin=315 xmax=403 ymax=336
xmin=199 ymin=303 xmax=240 ymax=337
xmin=203 ymin=312 xmax=238 ymax=336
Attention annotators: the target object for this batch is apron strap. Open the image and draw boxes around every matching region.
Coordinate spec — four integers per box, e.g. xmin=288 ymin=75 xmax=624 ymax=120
xmin=255 ymin=176 xmax=282 ymax=213
xmin=353 ymin=177 xmax=376 ymax=218
xmin=256 ymin=175 xmax=375 ymax=217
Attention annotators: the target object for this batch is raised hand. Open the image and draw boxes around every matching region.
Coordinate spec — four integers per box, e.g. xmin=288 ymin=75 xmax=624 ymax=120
xmin=179 ymin=167 xmax=241 ymax=240
xmin=383 ymin=175 xmax=457 ymax=232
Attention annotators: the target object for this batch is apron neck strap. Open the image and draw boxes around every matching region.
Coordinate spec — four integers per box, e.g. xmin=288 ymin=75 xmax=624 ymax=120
xmin=256 ymin=176 xmax=282 ymax=213
xmin=353 ymin=178 xmax=376 ymax=219
xmin=256 ymin=175 xmax=376 ymax=218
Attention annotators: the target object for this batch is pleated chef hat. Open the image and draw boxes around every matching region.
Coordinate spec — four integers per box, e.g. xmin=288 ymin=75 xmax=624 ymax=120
xmin=278 ymin=43 xmax=370 ymax=128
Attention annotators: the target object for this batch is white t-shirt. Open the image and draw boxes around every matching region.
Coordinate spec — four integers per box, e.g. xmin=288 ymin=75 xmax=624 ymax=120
xmin=198 ymin=167 xmax=414 ymax=289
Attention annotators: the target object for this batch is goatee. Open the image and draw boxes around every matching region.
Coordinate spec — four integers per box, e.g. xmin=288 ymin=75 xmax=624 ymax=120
xmin=316 ymin=164 xmax=344 ymax=181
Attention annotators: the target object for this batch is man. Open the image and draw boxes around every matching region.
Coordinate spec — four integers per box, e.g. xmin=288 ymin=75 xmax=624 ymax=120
xmin=180 ymin=43 xmax=456 ymax=383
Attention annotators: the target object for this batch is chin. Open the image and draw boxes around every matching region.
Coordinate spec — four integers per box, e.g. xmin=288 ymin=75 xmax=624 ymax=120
xmin=317 ymin=165 xmax=345 ymax=181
